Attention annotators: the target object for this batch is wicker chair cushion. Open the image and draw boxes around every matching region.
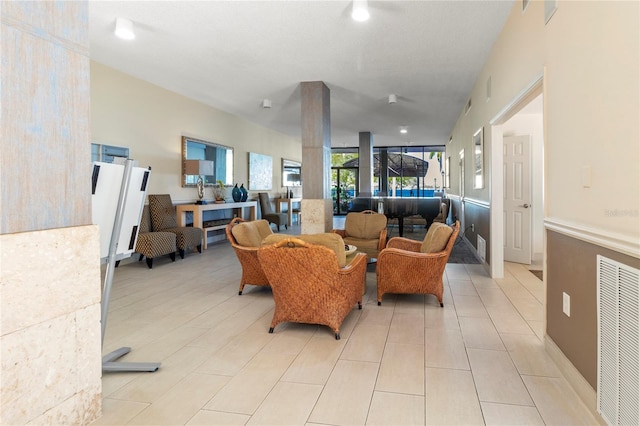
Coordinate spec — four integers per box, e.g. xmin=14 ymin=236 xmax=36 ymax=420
xmin=342 ymin=236 xmax=379 ymax=260
xmin=232 ymin=219 xmax=273 ymax=247
xmin=148 ymin=194 xmax=178 ymax=230
xmin=420 ymin=222 xmax=454 ymax=253
xmin=344 ymin=212 xmax=388 ymax=239
xmin=262 ymin=232 xmax=347 ymax=267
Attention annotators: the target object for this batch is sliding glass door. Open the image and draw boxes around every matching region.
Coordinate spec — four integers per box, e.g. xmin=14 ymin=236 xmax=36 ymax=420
xmin=331 ymin=167 xmax=358 ymax=215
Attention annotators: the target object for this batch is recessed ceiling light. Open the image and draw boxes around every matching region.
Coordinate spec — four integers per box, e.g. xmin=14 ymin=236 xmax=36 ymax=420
xmin=115 ymin=18 xmax=135 ymax=40
xmin=351 ymin=0 xmax=370 ymax=22
xmin=400 ymin=126 xmax=408 ymax=134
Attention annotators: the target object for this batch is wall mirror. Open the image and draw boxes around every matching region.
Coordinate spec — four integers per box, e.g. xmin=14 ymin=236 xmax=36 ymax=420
xmin=282 ymin=159 xmax=301 ymax=187
xmin=473 ymin=127 xmax=484 ymax=189
xmin=182 ymin=136 xmax=233 ymax=187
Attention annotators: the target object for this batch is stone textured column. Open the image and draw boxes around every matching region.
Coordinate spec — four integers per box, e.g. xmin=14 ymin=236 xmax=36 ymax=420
xmin=300 ymin=81 xmax=333 ymax=233
xmin=358 ymin=132 xmax=374 ymax=197
xmin=0 ymin=1 xmax=102 ymax=424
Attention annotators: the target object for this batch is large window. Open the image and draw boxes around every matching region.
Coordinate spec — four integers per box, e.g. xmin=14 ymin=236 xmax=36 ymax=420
xmin=331 ymin=145 xmax=445 ymax=200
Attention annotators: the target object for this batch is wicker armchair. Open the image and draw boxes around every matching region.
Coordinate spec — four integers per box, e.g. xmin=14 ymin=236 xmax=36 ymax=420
xmin=258 ymin=238 xmax=367 ymax=340
xmin=225 ymin=217 xmax=274 ymax=295
xmin=148 ymin=194 xmax=202 ymax=259
xmin=376 ymin=221 xmax=460 ymax=307
xmin=135 ymin=205 xmax=177 ymax=269
xmin=332 ymin=209 xmax=387 ymax=260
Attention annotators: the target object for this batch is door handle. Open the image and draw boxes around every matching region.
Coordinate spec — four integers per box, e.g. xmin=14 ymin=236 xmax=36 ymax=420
xmin=519 ymin=203 xmax=530 ymax=208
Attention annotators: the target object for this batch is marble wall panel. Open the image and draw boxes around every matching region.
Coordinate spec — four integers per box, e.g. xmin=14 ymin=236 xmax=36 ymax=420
xmin=0 ymin=225 xmax=101 ymax=334
xmin=301 ymin=199 xmax=333 ymax=234
xmin=1 ymin=301 xmax=101 ymax=424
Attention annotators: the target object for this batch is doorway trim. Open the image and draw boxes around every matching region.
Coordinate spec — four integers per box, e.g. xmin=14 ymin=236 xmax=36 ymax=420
xmin=489 ymin=72 xmax=544 ymax=278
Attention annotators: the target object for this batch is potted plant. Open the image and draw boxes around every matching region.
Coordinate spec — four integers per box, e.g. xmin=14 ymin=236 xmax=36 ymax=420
xmin=213 ymin=180 xmax=226 ymax=203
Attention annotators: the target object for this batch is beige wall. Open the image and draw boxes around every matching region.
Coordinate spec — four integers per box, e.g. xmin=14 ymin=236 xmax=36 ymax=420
xmin=543 ymin=1 xmax=638 ymax=236
xmin=448 ymin=0 xmax=639 ymax=239
xmin=91 ymin=62 xmax=302 ymax=204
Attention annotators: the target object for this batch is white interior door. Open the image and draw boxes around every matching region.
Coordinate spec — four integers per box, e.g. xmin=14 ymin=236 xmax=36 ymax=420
xmin=503 ymin=135 xmax=531 ymax=264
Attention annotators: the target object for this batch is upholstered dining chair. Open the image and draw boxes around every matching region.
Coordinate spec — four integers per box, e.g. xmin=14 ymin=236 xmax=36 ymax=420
xmin=258 ymin=192 xmax=287 ymax=231
xmin=225 ymin=217 xmax=273 ymax=295
xmin=148 ymin=194 xmax=202 ymax=258
xmin=257 ymin=238 xmax=367 ymax=340
xmin=134 ymin=205 xmax=177 ymax=269
xmin=376 ymin=220 xmax=460 ymax=307
xmin=332 ymin=209 xmax=387 ymax=260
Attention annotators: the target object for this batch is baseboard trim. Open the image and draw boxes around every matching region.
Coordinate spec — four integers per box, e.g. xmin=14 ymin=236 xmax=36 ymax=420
xmin=544 ymin=335 xmax=606 ymax=425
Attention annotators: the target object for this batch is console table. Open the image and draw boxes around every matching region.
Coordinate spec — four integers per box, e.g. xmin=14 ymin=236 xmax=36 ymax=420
xmin=275 ymin=197 xmax=302 ymax=227
xmin=176 ymin=201 xmax=257 ymax=249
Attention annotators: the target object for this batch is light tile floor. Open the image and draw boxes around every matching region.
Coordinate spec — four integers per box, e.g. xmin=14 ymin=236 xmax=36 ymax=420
xmin=93 ymin=222 xmax=599 ymax=425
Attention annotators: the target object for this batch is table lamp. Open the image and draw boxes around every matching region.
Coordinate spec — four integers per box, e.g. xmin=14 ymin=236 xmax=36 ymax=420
xmin=185 ymin=159 xmax=214 ymax=204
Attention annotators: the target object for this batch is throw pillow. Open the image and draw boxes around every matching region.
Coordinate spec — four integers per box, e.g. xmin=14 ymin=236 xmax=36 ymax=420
xmin=420 ymin=222 xmax=453 ymax=253
xmin=262 ymin=233 xmax=347 ymax=267
xmin=254 ymin=219 xmax=274 ymax=240
xmin=232 ymin=221 xmax=262 ymax=247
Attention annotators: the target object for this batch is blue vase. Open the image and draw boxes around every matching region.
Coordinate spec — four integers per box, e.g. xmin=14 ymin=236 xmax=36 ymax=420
xmin=232 ymin=184 xmax=242 ymax=202
xmin=240 ymin=184 xmax=248 ymax=202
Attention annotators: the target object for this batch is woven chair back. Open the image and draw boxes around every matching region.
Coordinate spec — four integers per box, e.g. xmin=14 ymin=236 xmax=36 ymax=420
xmin=259 ymin=239 xmax=341 ymax=288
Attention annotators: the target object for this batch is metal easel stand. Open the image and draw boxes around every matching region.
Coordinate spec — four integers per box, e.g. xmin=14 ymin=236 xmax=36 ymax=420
xmin=100 ymin=159 xmax=160 ymax=373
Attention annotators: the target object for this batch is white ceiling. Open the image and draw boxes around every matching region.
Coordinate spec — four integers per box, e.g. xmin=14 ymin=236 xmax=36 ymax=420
xmin=89 ymin=1 xmax=514 ymax=148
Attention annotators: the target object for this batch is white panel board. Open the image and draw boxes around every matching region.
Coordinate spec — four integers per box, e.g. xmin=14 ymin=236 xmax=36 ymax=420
xmin=91 ymin=161 xmax=150 ymax=261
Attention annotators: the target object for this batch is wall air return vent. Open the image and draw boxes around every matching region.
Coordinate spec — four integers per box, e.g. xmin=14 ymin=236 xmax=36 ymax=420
xmin=597 ymin=255 xmax=640 ymax=426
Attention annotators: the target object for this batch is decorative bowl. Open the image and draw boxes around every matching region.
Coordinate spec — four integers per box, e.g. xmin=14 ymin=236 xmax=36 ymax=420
xmin=345 ymin=244 xmax=357 ymax=255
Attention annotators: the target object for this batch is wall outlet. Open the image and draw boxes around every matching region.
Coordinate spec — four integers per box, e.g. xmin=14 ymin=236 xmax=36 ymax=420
xmin=562 ymin=292 xmax=571 ymax=317
xmin=471 ymin=223 xmax=475 ymax=232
